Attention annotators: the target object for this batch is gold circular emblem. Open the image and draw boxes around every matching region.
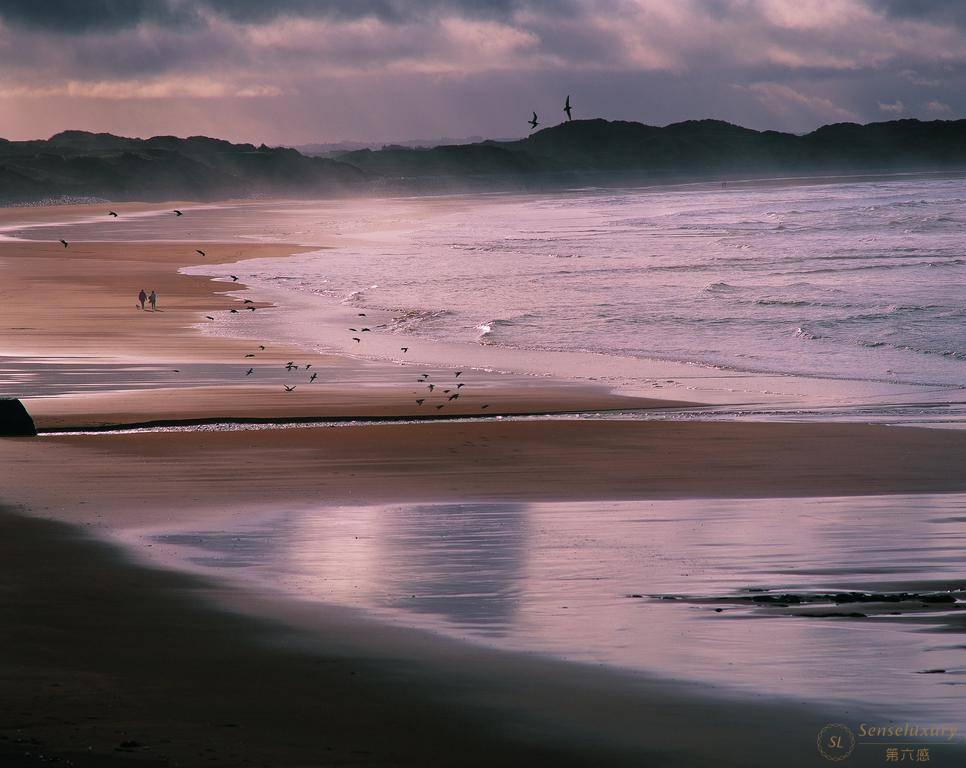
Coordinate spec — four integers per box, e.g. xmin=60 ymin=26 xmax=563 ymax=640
xmin=817 ymin=723 xmax=856 ymax=761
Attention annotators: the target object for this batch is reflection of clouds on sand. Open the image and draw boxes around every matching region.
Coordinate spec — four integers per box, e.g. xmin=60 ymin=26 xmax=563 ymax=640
xmin=146 ymin=494 xmax=966 ymax=720
xmin=285 ymin=502 xmax=528 ymax=636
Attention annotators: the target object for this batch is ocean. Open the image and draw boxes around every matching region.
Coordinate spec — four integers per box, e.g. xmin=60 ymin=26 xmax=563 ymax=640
xmin=5 ymin=175 xmax=965 ymax=415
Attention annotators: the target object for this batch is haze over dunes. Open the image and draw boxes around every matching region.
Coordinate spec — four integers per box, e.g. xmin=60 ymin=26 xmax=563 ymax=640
xmin=3 ymin=117 xmax=966 ymax=203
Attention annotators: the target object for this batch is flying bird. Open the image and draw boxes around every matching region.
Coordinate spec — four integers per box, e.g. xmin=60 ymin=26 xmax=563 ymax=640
xmin=172 ymin=369 xmax=180 ymax=373
xmin=309 ymin=372 xmax=317 ymax=382
xmin=246 ymin=368 xmax=254 ymax=376
xmin=416 ymin=399 xmax=425 ymax=405
xmin=174 ymin=210 xmax=183 ymax=216
xmin=205 ymin=315 xmax=214 ymax=320
xmin=230 ymin=275 xmax=239 ymax=281
xmin=358 ymin=313 xmax=366 ymax=317
xmin=196 ymin=249 xmax=206 ymax=257
xmin=229 ymin=309 xmax=238 ymax=313
xmin=528 ymin=111 xmax=539 ymax=130
xmin=564 ymin=95 xmax=573 ymax=120
xmin=305 ymin=364 xmax=312 ymax=369
xmin=361 ymin=328 xmax=370 ymax=332
xmin=284 ymin=385 xmax=296 ymax=392
xmin=108 ymin=211 xmax=118 ymax=217
xmin=401 ymin=347 xmax=409 ymax=353
xmin=59 ymin=239 xmax=68 ymax=248
xmin=352 ymin=337 xmax=361 ymax=343
xmin=481 ymin=404 xmax=490 ymax=409
xmin=258 ymin=345 xmax=265 ymax=350
xmin=248 ymin=307 xmax=256 ymax=311
xmin=243 ymin=299 xmax=254 ymax=304
xmin=455 ymin=371 xmax=463 ymax=378
xmin=427 ymin=384 xmax=435 ymax=392
xmin=448 ymin=393 xmax=459 ymax=401
xmin=436 ymin=405 xmax=444 ymax=410
xmin=245 ymin=353 xmax=255 ymax=358
xmin=457 ymin=383 xmax=464 ymax=389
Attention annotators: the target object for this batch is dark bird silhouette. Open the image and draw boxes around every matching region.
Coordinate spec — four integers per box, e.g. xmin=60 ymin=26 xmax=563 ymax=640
xmin=258 ymin=345 xmax=265 ymax=350
xmin=309 ymin=372 xmax=317 ymax=382
xmin=358 ymin=313 xmax=366 ymax=317
xmin=444 ymin=389 xmax=451 ymax=394
xmin=481 ymin=404 xmax=490 ymax=409
xmin=174 ymin=210 xmax=183 ymax=216
xmin=305 ymin=364 xmax=312 ymax=369
xmin=243 ymin=299 xmax=254 ymax=304
xmin=457 ymin=383 xmax=464 ymax=389
xmin=349 ymin=328 xmax=358 ymax=332
xmin=448 ymin=393 xmax=459 ymax=401
xmin=196 ymin=249 xmax=206 ymax=257
xmin=245 ymin=353 xmax=255 ymax=358
xmin=205 ymin=315 xmax=215 ymax=320
xmin=564 ymin=95 xmax=573 ymax=121
xmin=246 ymin=368 xmax=253 ymax=376
xmin=352 ymin=337 xmax=361 ymax=343
xmin=108 ymin=211 xmax=118 ymax=217
xmin=436 ymin=404 xmax=444 ymax=410
xmin=361 ymin=328 xmax=370 ymax=332
xmin=416 ymin=398 xmax=425 ymax=405
xmin=455 ymin=371 xmax=463 ymax=377
xmin=229 ymin=308 xmax=238 ymax=313
xmin=59 ymin=239 xmax=68 ymax=248
xmin=528 ymin=111 xmax=539 ymax=130
xmin=285 ymin=361 xmax=294 ymax=366
xmin=427 ymin=384 xmax=435 ymax=392
xmin=401 ymin=347 xmax=409 ymax=353
xmin=172 ymin=369 xmax=180 ymax=373
xmin=284 ymin=385 xmax=296 ymax=392
xmin=248 ymin=307 xmax=256 ymax=311
xmin=230 ymin=275 xmax=239 ymax=281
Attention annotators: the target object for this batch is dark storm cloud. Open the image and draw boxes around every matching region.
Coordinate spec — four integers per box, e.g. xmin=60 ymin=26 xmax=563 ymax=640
xmin=0 ymin=0 xmax=576 ymax=33
xmin=869 ymin=0 xmax=966 ymax=28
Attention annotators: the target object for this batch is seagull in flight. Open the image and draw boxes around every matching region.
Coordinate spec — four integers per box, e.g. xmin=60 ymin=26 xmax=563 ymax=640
xmin=427 ymin=384 xmax=435 ymax=392
xmin=416 ymin=399 xmax=425 ymax=405
xmin=400 ymin=347 xmax=409 ymax=353
xmin=230 ymin=275 xmax=239 ymax=281
xmin=246 ymin=368 xmax=254 ymax=376
xmin=244 ymin=353 xmax=255 ymax=358
xmin=196 ymin=249 xmax=206 ymax=257
xmin=309 ymin=372 xmax=317 ymax=382
xmin=108 ymin=211 xmax=118 ymax=217
xmin=564 ymin=95 xmax=573 ymax=121
xmin=528 ymin=111 xmax=539 ymax=130
xmin=284 ymin=385 xmax=296 ymax=392
xmin=455 ymin=371 xmax=463 ymax=378
xmin=59 ymin=239 xmax=68 ymax=248
xmin=205 ymin=315 xmax=214 ymax=320
xmin=174 ymin=210 xmax=183 ymax=216
xmin=352 ymin=337 xmax=361 ymax=343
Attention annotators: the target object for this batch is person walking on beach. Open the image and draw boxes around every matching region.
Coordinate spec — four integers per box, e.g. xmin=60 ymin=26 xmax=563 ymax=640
xmin=138 ymin=289 xmax=147 ymax=310
xmin=149 ymin=290 xmax=157 ymax=311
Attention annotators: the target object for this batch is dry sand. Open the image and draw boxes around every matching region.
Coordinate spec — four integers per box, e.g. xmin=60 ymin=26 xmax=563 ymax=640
xmin=2 ymin=203 xmax=965 ymax=767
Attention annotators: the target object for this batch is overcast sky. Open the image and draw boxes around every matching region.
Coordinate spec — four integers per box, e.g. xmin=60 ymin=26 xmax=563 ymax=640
xmin=0 ymin=0 xmax=963 ymax=144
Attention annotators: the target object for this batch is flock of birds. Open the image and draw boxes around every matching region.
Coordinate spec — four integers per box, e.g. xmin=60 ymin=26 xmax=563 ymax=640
xmin=528 ymin=94 xmax=573 ymax=131
xmin=67 ymin=207 xmax=491 ymax=415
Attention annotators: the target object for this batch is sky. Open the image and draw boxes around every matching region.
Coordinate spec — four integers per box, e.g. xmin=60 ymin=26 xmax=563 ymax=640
xmin=0 ymin=0 xmax=963 ymax=145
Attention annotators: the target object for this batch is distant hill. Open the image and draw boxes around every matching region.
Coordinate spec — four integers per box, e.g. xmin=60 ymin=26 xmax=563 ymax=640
xmin=339 ymin=118 xmax=966 ymax=189
xmin=0 ymin=131 xmax=366 ymax=205
xmin=2 ymin=119 xmax=965 ymax=204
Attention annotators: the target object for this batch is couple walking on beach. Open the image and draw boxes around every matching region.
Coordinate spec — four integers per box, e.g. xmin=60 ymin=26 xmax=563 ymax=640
xmin=138 ymin=289 xmax=158 ymax=311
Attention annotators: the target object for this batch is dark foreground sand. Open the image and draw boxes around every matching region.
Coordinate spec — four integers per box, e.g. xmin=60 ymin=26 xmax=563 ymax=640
xmin=7 ymin=507 xmax=948 ymax=768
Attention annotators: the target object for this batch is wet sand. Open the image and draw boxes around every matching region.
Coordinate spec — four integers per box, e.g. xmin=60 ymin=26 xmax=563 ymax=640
xmin=2 ymin=202 xmax=965 ymax=766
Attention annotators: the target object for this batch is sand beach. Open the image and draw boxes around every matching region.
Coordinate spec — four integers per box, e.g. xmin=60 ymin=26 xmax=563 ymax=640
xmin=2 ymin=200 xmax=965 ymax=767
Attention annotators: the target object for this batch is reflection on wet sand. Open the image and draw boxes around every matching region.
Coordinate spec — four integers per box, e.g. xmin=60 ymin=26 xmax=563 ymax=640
xmin=147 ymin=493 xmax=966 ymax=720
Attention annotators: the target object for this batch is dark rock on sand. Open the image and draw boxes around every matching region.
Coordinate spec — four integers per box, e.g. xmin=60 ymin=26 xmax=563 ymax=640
xmin=0 ymin=399 xmax=37 ymax=436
